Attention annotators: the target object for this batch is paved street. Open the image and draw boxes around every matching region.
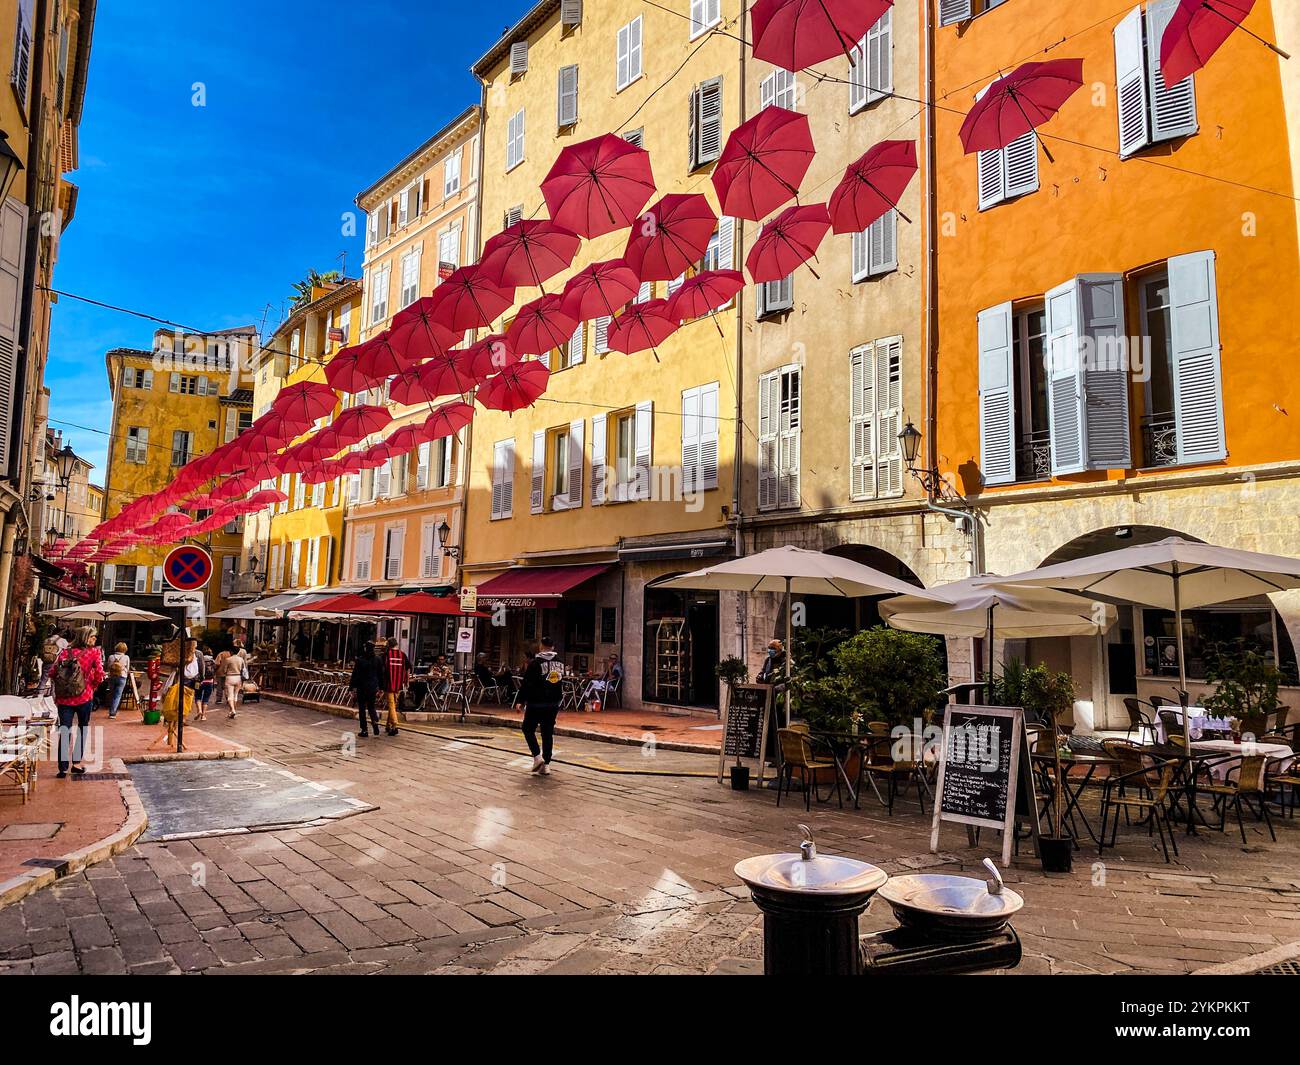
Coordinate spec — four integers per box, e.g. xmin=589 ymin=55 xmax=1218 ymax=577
xmin=1 ymin=698 xmax=1298 ymax=976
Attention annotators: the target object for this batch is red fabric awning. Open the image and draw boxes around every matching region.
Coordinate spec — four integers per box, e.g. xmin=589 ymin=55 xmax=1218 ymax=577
xmin=352 ymin=592 xmax=490 ymax=618
xmin=474 ymin=564 xmax=611 ymax=606
xmin=295 ymin=593 xmax=379 ymax=615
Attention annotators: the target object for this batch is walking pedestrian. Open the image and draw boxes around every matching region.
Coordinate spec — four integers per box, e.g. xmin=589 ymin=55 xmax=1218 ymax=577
xmin=105 ymin=642 xmax=131 ymax=719
xmin=193 ymin=645 xmax=214 ymax=721
xmin=219 ymin=646 xmax=246 ymax=719
xmin=519 ymin=637 xmax=564 ymax=776
xmin=349 ymin=642 xmax=383 ymax=737
xmin=52 ymin=626 xmax=105 ymax=778
xmin=381 ymin=637 xmax=409 ymax=737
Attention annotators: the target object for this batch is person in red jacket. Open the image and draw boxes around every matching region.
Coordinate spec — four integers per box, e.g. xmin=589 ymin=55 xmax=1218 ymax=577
xmin=52 ymin=626 xmax=105 ymax=778
xmin=382 ymin=638 xmax=409 ymax=737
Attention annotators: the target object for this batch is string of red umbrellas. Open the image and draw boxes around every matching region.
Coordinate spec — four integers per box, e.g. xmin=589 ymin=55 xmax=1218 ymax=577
xmin=67 ymin=0 xmax=1279 ymax=565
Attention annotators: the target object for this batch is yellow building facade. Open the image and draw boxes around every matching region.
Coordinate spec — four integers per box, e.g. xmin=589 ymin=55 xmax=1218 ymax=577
xmin=463 ymin=0 xmax=742 ymax=709
xmin=100 ymin=327 xmax=257 ymax=620
xmin=343 ymin=108 xmax=481 ymax=660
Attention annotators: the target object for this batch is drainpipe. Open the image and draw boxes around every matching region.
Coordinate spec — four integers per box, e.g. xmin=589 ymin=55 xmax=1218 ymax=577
xmin=732 ymin=1 xmax=749 ymax=664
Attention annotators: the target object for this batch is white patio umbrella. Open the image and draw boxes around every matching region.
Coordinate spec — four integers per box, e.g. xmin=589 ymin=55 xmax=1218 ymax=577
xmin=880 ymin=577 xmax=1117 ymax=686
xmin=973 ymin=537 xmax=1300 ymax=691
xmin=657 ymin=546 xmax=939 ymax=682
xmin=43 ymin=601 xmax=168 ymax=625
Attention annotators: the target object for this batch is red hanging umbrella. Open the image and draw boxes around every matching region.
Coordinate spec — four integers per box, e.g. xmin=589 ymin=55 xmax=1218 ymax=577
xmin=217 ymin=474 xmax=259 ymax=498
xmin=422 ymin=401 xmax=475 ymax=441
xmin=300 ymin=463 xmax=341 ymax=486
xmin=607 ymin=299 xmax=681 ymax=360
xmin=274 ymin=381 xmax=338 ymax=426
xmin=383 ymin=425 xmax=423 ymax=454
xmin=747 ymin=202 xmax=832 ymax=282
xmin=480 ymin=220 xmax=581 ymax=290
xmin=477 ymin=360 xmax=551 ymax=412
xmin=542 ymin=133 xmax=657 ymax=238
xmin=352 ymin=443 xmax=392 ymax=470
xmin=354 ymin=330 xmax=417 ymax=381
xmin=1160 ymin=0 xmax=1288 ymax=85
xmin=403 ymin=350 xmax=477 ymax=403
xmin=390 ymin=297 xmax=460 ymax=360
xmin=666 ymin=269 xmax=746 ymax=321
xmin=751 ymin=0 xmax=894 ymax=71
xmin=623 ymin=194 xmax=718 ymax=282
xmin=325 ymin=343 xmax=376 ymax=394
xmin=559 ymin=259 xmax=641 ymax=321
xmin=280 ymin=439 xmax=329 ymax=474
xmin=237 ymin=431 xmax=285 ymax=460
xmin=713 ymin=106 xmax=816 ymax=222
xmin=181 ymin=493 xmax=223 ymax=511
xmin=457 ymin=335 xmax=518 ymax=382
xmin=429 ymin=265 xmax=514 ymax=332
xmin=506 ymin=294 xmax=579 ymax=357
xmin=332 ymin=404 xmax=392 ymax=442
xmin=958 ymin=59 xmax=1085 ymax=161
xmin=828 ymin=139 xmax=918 ymax=234
xmin=248 ymin=488 xmax=288 ymax=507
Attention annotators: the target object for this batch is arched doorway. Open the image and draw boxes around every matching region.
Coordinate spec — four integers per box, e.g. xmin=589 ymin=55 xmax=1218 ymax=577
xmin=799 ymin=544 xmax=925 ymax=634
xmin=642 ymin=573 xmax=719 ymax=709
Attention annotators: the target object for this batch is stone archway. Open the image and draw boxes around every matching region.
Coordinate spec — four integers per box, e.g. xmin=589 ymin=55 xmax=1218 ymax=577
xmin=1038 ymin=525 xmax=1199 ymax=567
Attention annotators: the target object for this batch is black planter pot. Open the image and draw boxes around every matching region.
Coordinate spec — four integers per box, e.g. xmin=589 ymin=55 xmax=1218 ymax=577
xmin=1039 ymin=836 xmax=1073 ymax=873
xmin=730 ymin=765 xmax=750 ymax=790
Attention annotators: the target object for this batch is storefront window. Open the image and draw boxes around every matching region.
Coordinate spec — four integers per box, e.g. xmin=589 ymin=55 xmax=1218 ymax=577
xmin=1141 ymin=603 xmax=1298 ymax=684
xmin=643 ymin=579 xmax=718 ymax=708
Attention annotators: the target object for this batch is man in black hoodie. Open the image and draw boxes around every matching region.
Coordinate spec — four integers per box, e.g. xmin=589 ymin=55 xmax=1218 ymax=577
xmin=348 ymin=642 xmax=384 ymax=738
xmin=519 ymin=637 xmax=564 ymax=775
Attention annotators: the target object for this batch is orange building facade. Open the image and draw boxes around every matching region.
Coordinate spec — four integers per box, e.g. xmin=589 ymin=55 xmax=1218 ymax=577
xmin=930 ymin=0 xmax=1300 ymax=726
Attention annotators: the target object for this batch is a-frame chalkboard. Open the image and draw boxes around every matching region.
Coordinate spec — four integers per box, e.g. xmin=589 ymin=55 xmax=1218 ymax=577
xmin=717 ymin=683 xmax=774 ymax=787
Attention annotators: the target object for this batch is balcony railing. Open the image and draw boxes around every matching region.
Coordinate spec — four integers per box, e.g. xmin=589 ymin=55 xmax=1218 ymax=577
xmin=1014 ymin=429 xmax=1051 ymax=483
xmin=1141 ymin=411 xmax=1178 ymax=469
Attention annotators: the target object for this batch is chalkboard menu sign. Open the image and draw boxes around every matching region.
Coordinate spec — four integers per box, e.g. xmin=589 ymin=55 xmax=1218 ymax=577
xmin=718 ymin=684 xmax=773 ymax=785
xmin=930 ymin=705 xmax=1036 ymax=865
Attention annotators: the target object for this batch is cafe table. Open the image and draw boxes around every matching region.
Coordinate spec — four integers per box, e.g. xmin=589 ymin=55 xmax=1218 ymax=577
xmin=1031 ymin=749 xmax=1119 ymax=846
xmin=1189 ymin=738 xmax=1293 ymax=782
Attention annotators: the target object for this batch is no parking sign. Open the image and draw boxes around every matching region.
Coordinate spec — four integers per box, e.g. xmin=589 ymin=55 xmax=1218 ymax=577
xmin=163 ymin=545 xmax=213 ymax=592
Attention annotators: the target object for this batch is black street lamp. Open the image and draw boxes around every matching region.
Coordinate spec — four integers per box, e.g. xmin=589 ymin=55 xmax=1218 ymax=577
xmin=0 ymin=130 xmax=23 ymax=204
xmin=437 ymin=520 xmax=459 ymax=560
xmin=897 ymin=420 xmax=958 ymax=500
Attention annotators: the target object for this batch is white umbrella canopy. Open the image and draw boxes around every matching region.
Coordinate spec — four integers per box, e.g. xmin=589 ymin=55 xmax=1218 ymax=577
xmin=658 ymin=546 xmax=939 ymax=685
xmin=881 ymin=578 xmax=1117 ymax=639
xmin=973 ymin=536 xmax=1300 ymax=690
xmin=43 ymin=601 xmax=168 ymax=623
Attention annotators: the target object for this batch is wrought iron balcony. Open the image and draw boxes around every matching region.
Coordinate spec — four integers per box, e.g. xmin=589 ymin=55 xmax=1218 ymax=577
xmin=1141 ymin=411 xmax=1178 ymax=468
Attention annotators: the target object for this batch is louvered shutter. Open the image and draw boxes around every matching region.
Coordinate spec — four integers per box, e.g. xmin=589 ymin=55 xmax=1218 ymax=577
xmin=777 ymin=370 xmax=801 ymax=508
xmin=692 ymin=78 xmax=723 ymax=167
xmin=617 ymin=22 xmax=632 ymax=89
xmin=561 ymin=0 xmax=582 ymax=28
xmin=977 ymin=145 xmax=1005 ymax=210
xmin=852 ymin=230 xmax=869 ymax=282
xmin=633 ymin=402 xmax=653 ymax=501
xmin=421 ymin=521 xmax=437 ymax=578
xmin=875 ymin=340 xmax=904 ymax=497
xmin=347 ymin=475 xmax=360 ymax=504
xmin=1045 ymin=280 xmax=1088 ymax=475
xmin=850 ymin=347 xmax=873 ymax=499
xmin=0 ymin=199 xmax=27 ymax=473
xmin=134 ymin=567 xmax=147 ymax=594
xmin=101 ymin=564 xmax=115 ymax=593
xmin=566 ymin=420 xmax=584 ymax=507
xmin=760 ymin=275 xmax=793 ymax=315
xmin=374 ymin=460 xmax=391 ymax=497
xmin=978 ymin=303 xmax=1017 ymax=486
xmin=510 ymin=41 xmax=529 ymax=75
xmin=667 ymin=273 xmax=685 ymax=299
xmin=567 ymin=323 xmax=584 ymax=366
xmin=638 ymin=280 xmax=652 ymax=303
xmin=758 ymin=372 xmax=779 ymax=509
xmin=385 ymin=527 xmax=404 ymax=580
xmin=866 ymin=9 xmax=892 ymax=104
xmin=151 ymin=566 xmax=164 ymax=594
xmin=557 ymin=65 xmax=579 ymax=127
xmin=1114 ymin=7 xmax=1151 ymax=157
xmin=417 ymin=442 xmax=430 ymax=488
xmin=169 ymin=372 xmax=180 ymax=393
xmin=591 ymin=413 xmax=607 ymax=504
xmin=1168 ymin=251 xmax=1225 ymax=464
xmin=1146 ymin=0 xmax=1197 ymax=143
xmin=939 ymin=0 xmax=971 ymax=25
xmin=530 ymin=430 xmax=546 ymax=513
xmin=1003 ymin=133 xmax=1039 ymax=199
xmin=869 ymin=209 xmax=897 ymax=275
xmin=594 ymin=316 xmax=611 ymax=354
xmin=441 ymin=436 xmax=453 ymax=486
xmin=681 ymin=387 xmax=701 ymax=495
xmin=699 ymin=382 xmax=719 ymax=490
xmin=1077 ymin=274 xmax=1132 ymax=469
xmin=849 ymin=37 xmax=869 ymax=113
xmin=716 ymin=215 xmax=735 ymax=272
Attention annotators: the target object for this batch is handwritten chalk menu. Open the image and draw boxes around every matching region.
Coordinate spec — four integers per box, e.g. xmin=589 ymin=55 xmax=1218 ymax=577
xmin=718 ymin=684 xmax=774 ymax=785
xmin=929 ymin=705 xmax=1032 ymax=866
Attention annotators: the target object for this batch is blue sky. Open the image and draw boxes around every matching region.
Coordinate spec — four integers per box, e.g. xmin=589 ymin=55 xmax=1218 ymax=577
xmin=47 ymin=0 xmax=531 ymax=481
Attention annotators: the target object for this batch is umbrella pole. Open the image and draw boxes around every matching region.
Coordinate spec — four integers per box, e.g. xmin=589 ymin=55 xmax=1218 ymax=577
xmin=986 ymin=604 xmax=995 ymax=703
xmin=1006 ymin=87 xmax=1056 ymax=164
xmin=784 ymin=575 xmax=793 ymax=727
xmin=1173 ymin=563 xmax=1188 ymax=699
xmin=1201 ymin=2 xmax=1291 ymax=60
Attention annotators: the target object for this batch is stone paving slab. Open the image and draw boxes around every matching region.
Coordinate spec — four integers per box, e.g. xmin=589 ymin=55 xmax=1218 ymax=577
xmin=0 ymin=697 xmax=1296 ymax=975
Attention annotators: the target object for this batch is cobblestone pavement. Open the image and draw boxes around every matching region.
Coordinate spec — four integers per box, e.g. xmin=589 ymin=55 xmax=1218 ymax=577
xmin=1 ymin=699 xmax=1298 ymax=975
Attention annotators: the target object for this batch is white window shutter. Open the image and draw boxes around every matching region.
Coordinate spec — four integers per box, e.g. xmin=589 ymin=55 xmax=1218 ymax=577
xmin=134 ymin=567 xmax=147 ymax=594
xmin=1146 ymin=0 xmax=1197 ymax=143
xmin=591 ymin=413 xmax=607 ymax=505
xmin=849 ymin=37 xmax=869 ymax=113
xmin=700 ymin=382 xmax=719 ymax=490
xmin=868 ymin=209 xmax=897 ymax=275
xmin=416 ymin=442 xmax=430 ymax=489
xmin=716 ymin=215 xmax=735 ymax=272
xmin=385 ymin=528 xmax=404 ymax=580
xmin=617 ymin=23 xmax=631 ymax=89
xmin=758 ymin=372 xmax=779 ymax=510
xmin=347 ymin=475 xmax=360 ymax=504
xmin=567 ymin=419 xmax=584 ymax=508
xmin=638 ymin=280 xmax=652 ymax=303
xmin=850 ymin=347 xmax=874 ymax=499
xmin=421 ymin=521 xmax=437 ymax=578
xmin=692 ymin=78 xmax=723 ymax=168
xmin=866 ymin=9 xmax=892 ymax=104
xmin=681 ymin=387 xmax=701 ymax=495
xmin=531 ymin=430 xmax=546 ymax=513
xmin=939 ymin=0 xmax=972 ymax=26
xmin=875 ymin=340 xmax=904 ymax=497
xmin=151 ymin=565 xmax=164 ymax=594
xmin=1114 ymin=7 xmax=1151 ymax=157
xmin=1045 ymin=279 xmax=1088 ymax=475
xmin=500 ymin=440 xmax=515 ymax=518
xmin=594 ymin=316 xmax=611 ymax=354
xmin=101 ymin=564 xmax=115 ymax=592
xmin=852 ymin=230 xmax=869 ymax=283
xmin=777 ymin=370 xmax=801 ymax=508
xmin=169 ymin=372 xmax=179 ymax=393
xmin=1168 ymin=250 xmax=1225 ymax=464
xmin=374 ymin=460 xmax=391 ymax=497
xmin=568 ymin=323 xmax=584 ymax=365
xmin=510 ymin=41 xmax=529 ymax=75
xmin=978 ymin=303 xmax=1017 ymax=486
xmin=557 ymin=64 xmax=579 ymax=127
xmin=1077 ymin=274 xmax=1132 ymax=469
xmin=977 ymin=147 xmax=1005 ymax=210
xmin=1003 ymin=133 xmax=1039 ymax=200
xmin=441 ymin=436 xmax=453 ymax=486
xmin=633 ymin=401 xmax=653 ymax=501
xmin=561 ymin=0 xmax=582 ymax=28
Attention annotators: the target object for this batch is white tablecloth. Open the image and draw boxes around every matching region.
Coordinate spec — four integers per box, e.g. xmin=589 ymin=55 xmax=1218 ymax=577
xmin=1153 ymin=706 xmax=1233 ymax=743
xmin=1189 ymin=739 xmax=1294 ymax=783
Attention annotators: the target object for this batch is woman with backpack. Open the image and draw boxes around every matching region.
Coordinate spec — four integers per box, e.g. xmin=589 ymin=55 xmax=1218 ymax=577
xmin=193 ymin=645 xmax=215 ymax=722
xmin=52 ymin=626 xmax=105 ymax=778
xmin=105 ymin=642 xmax=131 ymax=719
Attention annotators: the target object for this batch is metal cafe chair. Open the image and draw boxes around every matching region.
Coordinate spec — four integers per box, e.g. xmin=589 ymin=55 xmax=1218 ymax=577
xmin=1122 ymin=697 xmax=1160 ymax=744
xmin=1198 ymin=754 xmax=1277 ymax=844
xmin=775 ymin=728 xmax=843 ymax=811
xmin=1098 ymin=752 xmax=1181 ymax=863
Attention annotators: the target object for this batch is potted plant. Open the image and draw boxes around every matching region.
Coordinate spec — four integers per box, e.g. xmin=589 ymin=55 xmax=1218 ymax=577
xmin=1201 ymin=640 xmax=1283 ymax=740
xmin=993 ymin=660 xmax=1075 ymax=871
